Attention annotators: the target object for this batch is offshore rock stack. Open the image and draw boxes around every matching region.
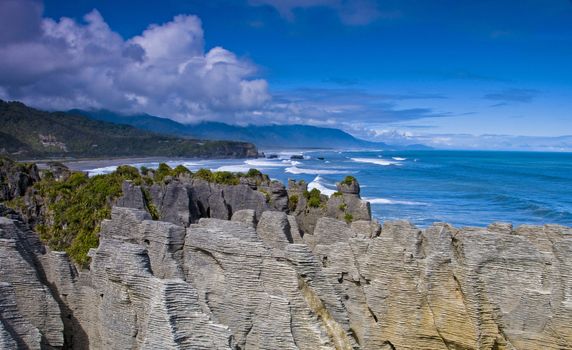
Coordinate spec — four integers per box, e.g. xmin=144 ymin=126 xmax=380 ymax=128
xmin=1 ymin=170 xmax=572 ymax=349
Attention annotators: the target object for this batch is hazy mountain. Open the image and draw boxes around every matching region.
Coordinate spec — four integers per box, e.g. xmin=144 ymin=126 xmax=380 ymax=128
xmin=72 ymin=109 xmax=430 ymax=150
xmin=0 ymin=101 xmax=257 ymax=160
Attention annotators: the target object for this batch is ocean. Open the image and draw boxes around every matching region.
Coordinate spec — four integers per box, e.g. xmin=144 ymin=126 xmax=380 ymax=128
xmin=75 ymin=150 xmax=572 ymax=228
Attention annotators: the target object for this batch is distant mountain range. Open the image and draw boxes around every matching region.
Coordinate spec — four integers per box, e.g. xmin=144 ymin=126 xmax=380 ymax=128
xmin=71 ymin=109 xmax=431 ymax=150
xmin=0 ymin=100 xmax=257 ymax=160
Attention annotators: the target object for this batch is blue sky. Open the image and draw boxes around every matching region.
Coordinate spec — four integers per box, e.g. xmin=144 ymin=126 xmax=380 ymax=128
xmin=1 ymin=0 xmax=572 ymax=150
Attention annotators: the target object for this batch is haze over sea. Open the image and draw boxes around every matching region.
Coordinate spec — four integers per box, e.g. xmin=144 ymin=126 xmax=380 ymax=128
xmin=77 ymin=150 xmax=572 ymax=228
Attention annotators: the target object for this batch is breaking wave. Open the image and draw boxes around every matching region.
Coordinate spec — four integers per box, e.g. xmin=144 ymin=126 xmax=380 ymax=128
xmin=308 ymin=176 xmax=337 ymax=196
xmin=285 ymin=166 xmax=347 ymax=175
xmin=364 ymin=197 xmax=427 ymax=205
xmin=351 ymin=158 xmax=401 ymax=166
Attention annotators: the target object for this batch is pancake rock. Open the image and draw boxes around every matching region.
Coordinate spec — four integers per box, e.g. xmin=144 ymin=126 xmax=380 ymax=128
xmin=0 ymin=173 xmax=571 ymax=348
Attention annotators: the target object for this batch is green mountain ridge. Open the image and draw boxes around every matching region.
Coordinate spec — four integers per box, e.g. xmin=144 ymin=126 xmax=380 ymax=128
xmin=71 ymin=109 xmax=432 ymax=150
xmin=0 ymin=100 xmax=258 ymax=160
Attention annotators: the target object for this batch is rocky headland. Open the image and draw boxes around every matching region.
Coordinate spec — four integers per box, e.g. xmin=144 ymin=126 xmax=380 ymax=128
xmin=0 ymin=158 xmax=571 ymax=349
xmin=0 ymin=100 xmax=258 ymax=161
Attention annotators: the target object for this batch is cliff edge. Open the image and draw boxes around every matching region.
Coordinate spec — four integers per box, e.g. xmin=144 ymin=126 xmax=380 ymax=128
xmin=0 ymin=160 xmax=571 ymax=349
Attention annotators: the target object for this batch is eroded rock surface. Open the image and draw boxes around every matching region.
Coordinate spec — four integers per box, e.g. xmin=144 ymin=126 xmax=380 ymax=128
xmin=1 ymin=187 xmax=572 ymax=349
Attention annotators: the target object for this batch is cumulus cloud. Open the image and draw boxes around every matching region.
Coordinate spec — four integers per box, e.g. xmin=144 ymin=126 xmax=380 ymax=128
xmin=0 ymin=0 xmax=270 ymax=123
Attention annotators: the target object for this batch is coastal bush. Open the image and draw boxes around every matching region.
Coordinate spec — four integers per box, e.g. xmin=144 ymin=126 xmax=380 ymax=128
xmin=212 ymin=171 xmax=240 ymax=185
xmin=289 ymin=194 xmax=299 ymax=211
xmin=338 ymin=203 xmax=347 ymax=211
xmin=154 ymin=163 xmax=173 ymax=182
xmin=304 ymin=188 xmax=322 ymax=208
xmin=42 ymin=170 xmax=55 ymax=180
xmin=344 ymin=213 xmax=353 ymax=224
xmin=341 ymin=176 xmax=356 ymax=186
xmin=259 ymin=189 xmax=271 ymax=203
xmin=116 ymin=165 xmax=141 ymax=182
xmin=246 ymin=168 xmax=262 ymax=177
xmin=303 ymin=188 xmax=320 ymax=199
xmin=332 ymin=191 xmax=343 ymax=197
xmin=32 ymin=168 xmax=142 ymax=267
xmin=5 ymin=196 xmax=26 ymax=212
xmin=193 ymin=168 xmax=242 ymax=185
xmin=193 ymin=168 xmax=213 ymax=182
xmin=172 ymin=164 xmax=192 ymax=177
xmin=308 ymin=197 xmax=321 ymax=208
xmin=141 ymin=187 xmax=159 ymax=220
xmin=140 ymin=166 xmax=150 ymax=175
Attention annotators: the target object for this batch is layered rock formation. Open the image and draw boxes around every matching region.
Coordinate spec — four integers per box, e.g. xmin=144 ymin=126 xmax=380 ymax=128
xmin=0 ymin=158 xmax=40 ymax=202
xmin=116 ymin=173 xmax=364 ymax=235
xmin=1 ymin=171 xmax=572 ymax=349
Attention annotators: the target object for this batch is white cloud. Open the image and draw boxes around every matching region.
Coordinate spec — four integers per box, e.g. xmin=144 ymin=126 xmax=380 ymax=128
xmin=0 ymin=1 xmax=270 ymax=123
xmin=366 ymin=128 xmax=572 ymax=151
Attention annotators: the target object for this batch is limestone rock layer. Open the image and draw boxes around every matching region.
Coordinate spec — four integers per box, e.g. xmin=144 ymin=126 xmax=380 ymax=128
xmin=0 ymin=206 xmax=571 ymax=349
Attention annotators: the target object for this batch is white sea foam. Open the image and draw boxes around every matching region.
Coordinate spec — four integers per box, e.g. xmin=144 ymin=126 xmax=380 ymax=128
xmin=87 ymin=166 xmax=118 ymax=176
xmin=316 ymin=175 xmax=336 ymax=187
xmin=285 ymin=166 xmax=347 ymax=175
xmin=244 ymin=159 xmax=288 ymax=167
xmin=308 ymin=176 xmax=337 ymax=196
xmin=392 ymin=157 xmax=407 ymax=161
xmin=351 ymin=158 xmax=401 ymax=166
xmin=364 ymin=197 xmax=427 ymax=205
xmin=213 ymin=164 xmax=252 ymax=172
xmin=130 ymin=162 xmax=159 ymax=169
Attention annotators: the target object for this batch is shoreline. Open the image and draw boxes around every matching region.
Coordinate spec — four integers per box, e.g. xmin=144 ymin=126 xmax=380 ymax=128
xmin=19 ymin=149 xmax=571 ymax=228
xmin=24 ymin=155 xmax=252 ymax=171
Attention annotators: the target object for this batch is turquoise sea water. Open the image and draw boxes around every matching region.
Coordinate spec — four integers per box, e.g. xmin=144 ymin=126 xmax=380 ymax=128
xmin=80 ymin=150 xmax=572 ymax=227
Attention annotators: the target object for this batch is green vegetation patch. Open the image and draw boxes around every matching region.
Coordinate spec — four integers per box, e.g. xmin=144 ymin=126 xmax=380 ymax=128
xmin=154 ymin=163 xmax=174 ymax=182
xmin=259 ymin=189 xmax=271 ymax=203
xmin=32 ymin=167 xmax=142 ymax=267
xmin=246 ymin=168 xmax=262 ymax=177
xmin=341 ymin=176 xmax=356 ymax=186
xmin=192 ymin=167 xmax=266 ymax=186
xmin=344 ymin=213 xmax=354 ymax=224
xmin=152 ymin=163 xmax=193 ymax=182
xmin=141 ymin=187 xmax=160 ymax=220
xmin=212 ymin=171 xmax=240 ymax=185
xmin=8 ymin=160 xmax=272 ymax=267
xmin=173 ymin=164 xmax=192 ymax=177
xmin=289 ymin=194 xmax=299 ymax=211
xmin=304 ymin=188 xmax=322 ymax=208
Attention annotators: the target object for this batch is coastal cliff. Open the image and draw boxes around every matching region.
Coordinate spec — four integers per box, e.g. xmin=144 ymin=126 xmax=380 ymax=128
xmin=1 ymin=160 xmax=571 ymax=349
xmin=0 ymin=100 xmax=258 ymax=160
